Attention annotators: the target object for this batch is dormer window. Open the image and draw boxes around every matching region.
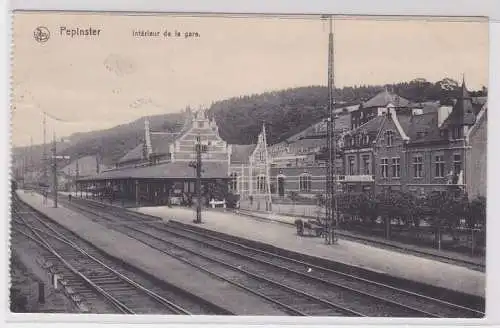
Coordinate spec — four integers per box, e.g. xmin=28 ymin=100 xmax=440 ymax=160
xmin=452 ymin=126 xmax=462 ymax=139
xmin=385 ymin=131 xmax=394 ymax=146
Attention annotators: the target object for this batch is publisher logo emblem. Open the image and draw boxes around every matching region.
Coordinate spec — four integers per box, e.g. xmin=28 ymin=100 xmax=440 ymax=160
xmin=34 ymin=26 xmax=50 ymax=43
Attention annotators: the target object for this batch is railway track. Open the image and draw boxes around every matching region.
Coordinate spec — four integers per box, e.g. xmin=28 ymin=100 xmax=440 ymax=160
xmin=58 ymin=199 xmax=363 ymax=316
xmin=59 ymin=197 xmax=485 ymax=317
xmin=234 ymin=209 xmax=486 ymax=272
xmin=10 ymin=196 xmax=231 ymax=315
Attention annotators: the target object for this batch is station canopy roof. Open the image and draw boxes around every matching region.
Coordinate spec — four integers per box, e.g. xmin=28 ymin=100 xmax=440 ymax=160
xmin=77 ymin=161 xmax=229 ymax=181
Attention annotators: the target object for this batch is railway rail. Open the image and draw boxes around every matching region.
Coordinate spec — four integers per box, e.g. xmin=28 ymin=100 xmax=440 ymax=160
xmin=11 ymin=195 xmax=231 ymax=315
xmin=57 ymin=196 xmax=485 ymax=317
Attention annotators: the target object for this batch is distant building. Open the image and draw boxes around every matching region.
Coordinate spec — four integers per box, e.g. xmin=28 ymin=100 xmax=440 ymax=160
xmin=351 ymin=89 xmax=412 ymax=130
xmin=266 ymin=109 xmax=350 ymax=197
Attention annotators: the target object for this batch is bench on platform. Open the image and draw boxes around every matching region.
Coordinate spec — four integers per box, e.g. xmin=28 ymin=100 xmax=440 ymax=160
xmin=209 ymin=199 xmax=226 ymax=209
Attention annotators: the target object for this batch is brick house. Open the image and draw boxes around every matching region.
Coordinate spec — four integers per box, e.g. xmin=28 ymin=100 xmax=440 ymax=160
xmin=342 ymin=81 xmax=486 ymax=199
xmin=403 ymin=81 xmax=483 ymax=197
xmin=267 ymin=110 xmax=350 ymax=197
xmin=342 ymin=106 xmax=411 ymax=194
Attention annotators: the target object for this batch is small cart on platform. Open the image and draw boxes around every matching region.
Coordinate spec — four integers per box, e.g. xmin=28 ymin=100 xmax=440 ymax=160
xmin=294 ymin=218 xmax=325 ymax=237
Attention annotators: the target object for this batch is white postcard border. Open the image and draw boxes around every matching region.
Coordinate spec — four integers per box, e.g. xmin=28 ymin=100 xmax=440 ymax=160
xmin=2 ymin=0 xmax=499 ymax=327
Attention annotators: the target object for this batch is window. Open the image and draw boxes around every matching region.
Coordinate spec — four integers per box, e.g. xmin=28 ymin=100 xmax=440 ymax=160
xmin=362 ymin=155 xmax=371 ymax=175
xmin=453 ymin=154 xmax=462 ymax=174
xmin=257 ymin=175 xmax=267 ymax=193
xmin=434 ymin=155 xmax=445 ymax=178
xmin=229 ymin=172 xmax=238 ymax=192
xmin=364 ymin=134 xmax=370 ymax=145
xmin=380 ymin=158 xmax=389 ymax=178
xmin=392 ymin=157 xmax=401 ymax=178
xmin=344 ymin=136 xmax=350 ymax=147
xmin=386 ymin=131 xmax=394 ymax=146
xmin=452 ymin=126 xmax=462 ymax=139
xmin=348 ymin=156 xmax=355 ymax=175
xmin=413 ymin=155 xmax=423 ymax=178
xmin=299 ymin=174 xmax=312 ymax=192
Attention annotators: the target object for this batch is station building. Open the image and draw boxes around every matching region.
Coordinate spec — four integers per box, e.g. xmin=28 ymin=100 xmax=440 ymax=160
xmin=76 ymin=109 xmax=273 ymax=206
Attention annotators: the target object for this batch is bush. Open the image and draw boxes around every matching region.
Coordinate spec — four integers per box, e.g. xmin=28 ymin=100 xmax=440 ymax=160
xmin=225 ymin=193 xmax=240 ymax=209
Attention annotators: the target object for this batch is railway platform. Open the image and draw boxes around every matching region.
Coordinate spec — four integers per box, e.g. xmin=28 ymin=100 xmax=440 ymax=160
xmin=131 ymin=205 xmax=485 ymax=298
xmin=233 ymin=209 xmax=486 ymax=268
xmin=14 ymin=190 xmax=289 ymax=316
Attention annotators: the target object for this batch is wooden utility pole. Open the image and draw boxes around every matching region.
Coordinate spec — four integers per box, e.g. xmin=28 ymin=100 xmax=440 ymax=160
xmin=75 ymin=159 xmax=79 ymax=197
xmin=42 ymin=112 xmax=48 ymax=188
xmin=195 ymin=135 xmax=203 ymax=224
xmin=51 ymin=132 xmax=58 ymax=208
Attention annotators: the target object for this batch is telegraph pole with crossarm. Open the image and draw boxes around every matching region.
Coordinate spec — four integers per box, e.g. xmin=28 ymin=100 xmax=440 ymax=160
xmin=189 ymin=134 xmax=208 ymax=224
xmin=50 ymin=132 xmax=71 ymax=208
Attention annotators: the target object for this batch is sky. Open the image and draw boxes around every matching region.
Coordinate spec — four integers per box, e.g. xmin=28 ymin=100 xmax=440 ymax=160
xmin=11 ymin=12 xmax=488 ymax=147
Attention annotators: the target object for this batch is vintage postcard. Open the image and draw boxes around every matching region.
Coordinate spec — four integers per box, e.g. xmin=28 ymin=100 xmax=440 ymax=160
xmin=9 ymin=11 xmax=488 ymax=320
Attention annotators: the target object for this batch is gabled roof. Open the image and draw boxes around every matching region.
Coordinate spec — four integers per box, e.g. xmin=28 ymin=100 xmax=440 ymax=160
xmin=406 ymin=112 xmax=444 ymax=145
xmin=468 ymin=104 xmax=487 ymax=139
xmin=287 ymin=138 xmax=327 ymax=150
xmin=362 ymin=89 xmax=411 ymax=108
xmin=285 ymin=114 xmax=351 ymax=143
xmin=79 ymin=161 xmax=229 ymax=181
xmin=230 ymin=144 xmax=256 ymax=164
xmin=346 ymin=115 xmax=386 ymax=136
xmin=118 ymin=143 xmax=144 ymax=163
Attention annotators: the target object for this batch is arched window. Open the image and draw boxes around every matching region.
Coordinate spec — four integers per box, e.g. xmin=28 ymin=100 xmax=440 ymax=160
xmin=257 ymin=175 xmax=267 ymax=193
xmin=229 ymin=172 xmax=238 ymax=193
xmin=299 ymin=174 xmax=312 ymax=192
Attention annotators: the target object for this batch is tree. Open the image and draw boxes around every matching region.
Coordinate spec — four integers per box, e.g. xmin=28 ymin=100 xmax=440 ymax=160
xmin=468 ymin=196 xmax=486 ymax=229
